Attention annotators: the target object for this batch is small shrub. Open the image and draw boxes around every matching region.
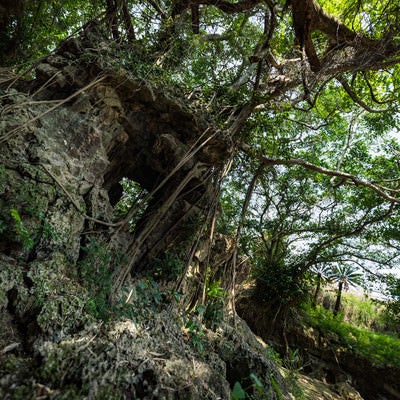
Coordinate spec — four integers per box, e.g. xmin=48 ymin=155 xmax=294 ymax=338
xmin=10 ymin=208 xmax=34 ymax=250
xmin=153 ymin=251 xmax=184 ymax=281
xmin=184 ymin=305 xmax=206 ymax=353
xmin=203 ymin=278 xmax=226 ymax=329
xmin=79 ymin=238 xmax=125 ymax=321
xmin=230 ymin=372 xmax=284 ymax=400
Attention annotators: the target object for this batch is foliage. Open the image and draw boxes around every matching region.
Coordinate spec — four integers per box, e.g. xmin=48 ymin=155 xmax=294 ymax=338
xmin=153 ymin=251 xmax=184 ymax=281
xmin=113 ymin=177 xmax=147 ymax=219
xmin=223 ymin=150 xmax=400 ymax=311
xmin=329 ymin=292 xmax=387 ymax=332
xmin=183 ymin=305 xmax=206 ymax=354
xmin=2 ymin=0 xmax=400 ymax=269
xmin=78 ymin=238 xmax=159 ymax=322
xmin=305 ymin=304 xmax=400 ymax=367
xmin=383 ymin=274 xmax=400 ymax=331
xmin=122 ymin=277 xmax=166 ymax=320
xmin=330 ymin=264 xmax=363 ymax=315
xmin=9 ymin=208 xmax=34 ymax=250
xmin=79 ymin=239 xmax=171 ymax=321
xmin=0 ymin=164 xmax=60 ymax=257
xmin=310 ymin=264 xmax=334 ymax=306
xmin=230 ymin=346 xmax=307 ymax=400
xmin=264 ymin=346 xmax=307 ymax=400
xmin=79 ymin=238 xmax=116 ymax=321
xmin=330 ymin=265 xmax=363 ymax=292
xmin=181 ymin=279 xmax=226 ymax=352
xmin=0 ymin=204 xmax=58 ymax=253
xmin=231 ymin=372 xmax=283 ymax=400
xmin=2 ymin=0 xmax=400 ymax=347
xmin=0 ymin=0 xmax=104 ymax=65
xmin=3 ymin=3 xmax=400 ymax=398
xmin=203 ymin=278 xmax=227 ymax=329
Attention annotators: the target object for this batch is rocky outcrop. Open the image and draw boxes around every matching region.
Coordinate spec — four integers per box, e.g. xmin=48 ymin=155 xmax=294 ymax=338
xmin=0 ymin=25 xmax=289 ymax=399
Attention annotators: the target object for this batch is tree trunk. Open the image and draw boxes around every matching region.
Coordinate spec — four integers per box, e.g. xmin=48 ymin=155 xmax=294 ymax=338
xmin=333 ymin=280 xmax=343 ymax=316
xmin=313 ymin=272 xmax=321 ymax=307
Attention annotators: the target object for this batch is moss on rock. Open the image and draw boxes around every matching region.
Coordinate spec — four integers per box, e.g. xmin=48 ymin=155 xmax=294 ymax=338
xmin=28 ymin=255 xmax=95 ymax=338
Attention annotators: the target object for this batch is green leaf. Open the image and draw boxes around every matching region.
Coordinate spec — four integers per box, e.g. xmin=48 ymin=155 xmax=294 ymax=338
xmin=10 ymin=208 xmax=21 ymax=223
xmin=249 ymin=373 xmax=263 ymax=389
xmin=231 ymin=382 xmax=246 ymax=400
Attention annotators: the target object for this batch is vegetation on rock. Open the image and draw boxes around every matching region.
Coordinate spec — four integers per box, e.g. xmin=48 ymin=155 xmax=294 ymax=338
xmin=1 ymin=0 xmax=400 ymax=399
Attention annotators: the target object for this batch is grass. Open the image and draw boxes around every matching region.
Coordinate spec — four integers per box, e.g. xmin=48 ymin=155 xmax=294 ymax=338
xmin=304 ymin=304 xmax=400 ymax=368
xmin=319 ymin=290 xmax=387 ymax=331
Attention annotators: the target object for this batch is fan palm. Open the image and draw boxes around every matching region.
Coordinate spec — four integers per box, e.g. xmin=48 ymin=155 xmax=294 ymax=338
xmin=331 ymin=265 xmax=363 ymax=315
xmin=311 ymin=264 xmax=334 ymax=307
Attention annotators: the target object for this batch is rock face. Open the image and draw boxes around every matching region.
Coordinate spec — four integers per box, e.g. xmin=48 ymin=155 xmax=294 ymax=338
xmin=0 ymin=25 xmax=289 ymax=399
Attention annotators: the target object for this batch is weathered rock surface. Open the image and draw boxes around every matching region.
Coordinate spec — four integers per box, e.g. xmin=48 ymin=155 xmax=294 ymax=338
xmin=0 ymin=25 xmax=289 ymax=399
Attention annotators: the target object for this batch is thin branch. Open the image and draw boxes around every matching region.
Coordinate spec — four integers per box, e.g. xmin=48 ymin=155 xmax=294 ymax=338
xmin=240 ymin=143 xmax=400 ymax=204
xmin=372 ymin=177 xmax=400 ymax=184
xmin=146 ymin=0 xmax=166 ymax=17
xmin=299 ymin=204 xmax=395 ymax=275
xmin=194 ymin=0 xmax=262 ymax=14
xmin=282 ymin=117 xmax=331 ymax=131
xmin=362 ymin=71 xmax=390 ymax=105
xmin=331 ymin=113 xmax=361 ymax=188
xmin=336 ymin=75 xmax=390 ymax=113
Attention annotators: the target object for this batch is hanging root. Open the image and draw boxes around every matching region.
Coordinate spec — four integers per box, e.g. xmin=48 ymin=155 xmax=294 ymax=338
xmin=112 ymin=162 xmax=208 ymax=293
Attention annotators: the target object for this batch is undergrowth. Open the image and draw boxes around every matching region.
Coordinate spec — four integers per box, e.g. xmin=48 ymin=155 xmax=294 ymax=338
xmin=320 ymin=291 xmax=386 ymax=331
xmin=304 ymin=304 xmax=400 ymax=368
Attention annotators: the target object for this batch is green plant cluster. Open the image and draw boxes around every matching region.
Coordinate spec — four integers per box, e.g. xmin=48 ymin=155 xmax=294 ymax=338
xmin=383 ymin=275 xmax=400 ymax=330
xmin=183 ymin=305 xmax=206 ymax=354
xmin=305 ymin=305 xmax=400 ymax=367
xmin=181 ymin=279 xmax=226 ymax=353
xmin=79 ymin=238 xmax=179 ymax=322
xmin=122 ymin=277 xmax=169 ymax=321
xmin=264 ymin=346 xmax=307 ymax=400
xmin=321 ymin=291 xmax=387 ymax=331
xmin=79 ymin=238 xmax=115 ymax=321
xmin=9 ymin=208 xmax=34 ymax=250
xmin=113 ymin=177 xmax=147 ymax=220
xmin=203 ymin=278 xmax=226 ymax=329
xmin=0 ymin=166 xmax=59 ymax=254
xmin=153 ymin=251 xmax=184 ymax=281
xmin=231 ymin=372 xmax=284 ymax=400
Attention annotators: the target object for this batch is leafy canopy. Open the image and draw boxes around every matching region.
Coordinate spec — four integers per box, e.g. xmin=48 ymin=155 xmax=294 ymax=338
xmin=2 ymin=0 xmax=400 ymax=303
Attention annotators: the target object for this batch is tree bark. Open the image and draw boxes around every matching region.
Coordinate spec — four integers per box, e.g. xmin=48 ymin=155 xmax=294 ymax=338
xmin=334 ymin=280 xmax=343 ymax=316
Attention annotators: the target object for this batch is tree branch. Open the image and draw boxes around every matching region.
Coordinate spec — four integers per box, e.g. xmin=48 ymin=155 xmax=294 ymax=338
xmin=146 ymin=0 xmax=166 ymax=17
xmin=195 ymin=0 xmax=262 ymax=14
xmin=362 ymin=71 xmax=391 ymax=105
xmin=299 ymin=204 xmax=394 ymax=275
xmin=336 ymin=75 xmax=390 ymax=113
xmin=121 ymin=0 xmax=135 ymax=40
xmin=240 ymin=143 xmax=400 ymax=204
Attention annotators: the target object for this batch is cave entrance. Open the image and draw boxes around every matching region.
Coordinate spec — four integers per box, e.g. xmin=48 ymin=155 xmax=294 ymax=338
xmin=110 ymin=177 xmax=148 ymax=230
